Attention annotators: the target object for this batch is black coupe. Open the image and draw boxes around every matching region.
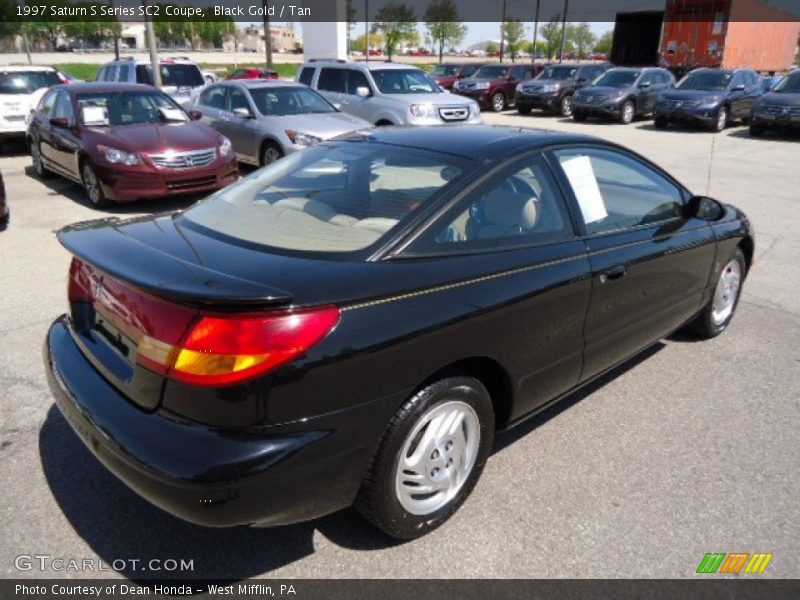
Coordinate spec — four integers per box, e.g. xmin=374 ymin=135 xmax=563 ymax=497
xmin=45 ymin=126 xmax=753 ymax=540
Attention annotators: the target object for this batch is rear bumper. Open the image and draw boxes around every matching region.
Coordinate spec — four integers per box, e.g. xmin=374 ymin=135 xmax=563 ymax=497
xmin=45 ymin=316 xmax=407 ymax=527
xmin=0 ymin=119 xmax=28 ymax=136
xmin=95 ymin=157 xmax=239 ymax=202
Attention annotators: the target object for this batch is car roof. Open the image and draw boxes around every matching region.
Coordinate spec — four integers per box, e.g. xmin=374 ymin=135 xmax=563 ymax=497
xmin=224 ymin=80 xmax=303 ymax=89
xmin=338 ymin=125 xmax=598 ymax=161
xmin=60 ymin=82 xmax=155 ymax=94
xmin=0 ymin=66 xmax=57 ymax=72
xmin=306 ymin=61 xmax=424 ymax=71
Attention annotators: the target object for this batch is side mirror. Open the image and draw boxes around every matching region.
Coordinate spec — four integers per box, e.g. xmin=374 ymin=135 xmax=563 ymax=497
xmin=49 ymin=117 xmax=70 ymax=128
xmin=576 ymin=77 xmax=587 ymax=84
xmin=686 ymin=195 xmax=725 ymax=221
xmin=232 ymin=107 xmax=253 ymax=119
xmin=639 ymin=81 xmax=652 ymax=88
xmin=188 ymin=109 xmax=202 ymax=120
xmin=356 ymin=86 xmax=371 ymax=97
xmin=332 ymin=102 xmax=342 ymax=110
xmin=732 ymin=84 xmax=745 ymax=92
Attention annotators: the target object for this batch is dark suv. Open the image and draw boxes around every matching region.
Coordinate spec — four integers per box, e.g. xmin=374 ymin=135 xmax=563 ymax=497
xmin=430 ymin=63 xmax=484 ymax=91
xmin=452 ymin=64 xmax=537 ymax=112
xmin=749 ymin=69 xmax=800 ymax=137
xmin=572 ymin=67 xmax=675 ymax=124
xmin=654 ymin=68 xmax=762 ymax=132
xmin=516 ymin=63 xmax=610 ymax=117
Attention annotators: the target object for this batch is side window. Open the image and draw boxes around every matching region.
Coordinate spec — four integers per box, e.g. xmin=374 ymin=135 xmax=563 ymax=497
xmin=413 ymin=156 xmax=573 ymax=252
xmin=346 ymin=69 xmax=370 ymax=94
xmin=118 ymin=64 xmax=130 ymax=82
xmin=53 ymin=92 xmax=75 ymax=125
xmin=38 ymin=90 xmax=58 ymax=116
xmin=554 ymin=147 xmax=684 ymax=235
xmin=229 ymin=87 xmax=251 ymax=112
xmin=510 ymin=67 xmax=527 ymax=80
xmin=298 ymin=67 xmax=315 ymax=86
xmin=317 ymin=68 xmax=346 ymax=93
xmin=105 ymin=65 xmax=118 ymax=82
xmin=96 ymin=67 xmax=106 ymax=82
xmin=731 ymin=72 xmax=744 ymax=88
xmin=198 ymin=85 xmax=227 ymax=109
xmin=135 ymin=65 xmax=152 ymax=85
xmin=639 ymin=71 xmax=655 ymax=86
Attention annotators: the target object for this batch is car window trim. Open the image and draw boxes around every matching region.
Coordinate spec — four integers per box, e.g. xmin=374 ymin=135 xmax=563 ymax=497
xmin=388 ymin=149 xmax=580 ymax=260
xmin=543 ymin=142 xmax=691 ymax=238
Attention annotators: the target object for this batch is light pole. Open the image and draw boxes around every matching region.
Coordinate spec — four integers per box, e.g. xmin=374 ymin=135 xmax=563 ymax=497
xmin=263 ymin=1 xmax=273 ymax=68
xmin=531 ymin=0 xmax=540 ymax=65
xmin=143 ymin=0 xmax=161 ymax=87
xmin=559 ymin=0 xmax=570 ymax=63
xmin=365 ymin=0 xmax=369 ymax=63
xmin=500 ymin=0 xmax=507 ymax=62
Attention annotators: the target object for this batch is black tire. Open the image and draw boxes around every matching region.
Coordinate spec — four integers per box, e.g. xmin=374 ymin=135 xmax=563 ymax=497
xmin=619 ymin=100 xmax=635 ymax=124
xmin=517 ymin=105 xmax=531 ymax=115
xmin=356 ymin=376 xmax=495 ymax=540
xmin=81 ymin=162 xmax=110 ymax=208
xmin=260 ymin=141 xmax=283 ymax=166
xmin=490 ymin=92 xmax=506 ymax=112
xmin=749 ymin=122 xmax=765 ymax=137
xmin=572 ymin=110 xmax=587 ymax=122
xmin=558 ymin=94 xmax=574 ymax=117
xmin=685 ymin=248 xmax=746 ymax=339
xmin=30 ymin=137 xmax=53 ymax=179
xmin=654 ymin=116 xmax=669 ymax=129
xmin=712 ymin=106 xmax=728 ymax=132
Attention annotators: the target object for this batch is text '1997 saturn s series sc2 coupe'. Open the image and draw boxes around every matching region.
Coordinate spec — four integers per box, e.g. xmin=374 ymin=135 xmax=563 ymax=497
xmin=44 ymin=126 xmax=753 ymax=540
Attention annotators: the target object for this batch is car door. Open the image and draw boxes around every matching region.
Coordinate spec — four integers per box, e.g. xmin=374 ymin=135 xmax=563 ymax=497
xmin=225 ymin=85 xmax=261 ymax=163
xmin=403 ymin=152 xmax=592 ymax=419
xmin=47 ymin=91 xmax=81 ymax=179
xmin=637 ymin=71 xmax=659 ymax=113
xmin=316 ymin=67 xmax=349 ymax=113
xmin=550 ymin=145 xmax=717 ymax=381
xmin=342 ymin=68 xmax=373 ymax=119
xmin=507 ymin=66 xmax=528 ymax=99
xmin=728 ymin=72 xmax=748 ymax=118
xmin=195 ymin=84 xmax=228 ymax=133
xmin=741 ymin=71 xmax=762 ymax=116
xmin=31 ymin=89 xmax=58 ymax=164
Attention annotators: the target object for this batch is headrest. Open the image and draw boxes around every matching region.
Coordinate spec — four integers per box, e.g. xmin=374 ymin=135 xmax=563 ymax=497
xmin=481 ymin=190 xmax=538 ymax=228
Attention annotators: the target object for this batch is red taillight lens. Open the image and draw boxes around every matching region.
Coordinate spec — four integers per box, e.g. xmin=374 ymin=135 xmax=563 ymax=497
xmin=68 ymin=257 xmax=92 ymax=303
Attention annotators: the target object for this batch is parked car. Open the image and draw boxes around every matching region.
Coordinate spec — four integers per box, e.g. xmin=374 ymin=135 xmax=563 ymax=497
xmin=430 ymin=63 xmax=485 ymax=91
xmin=202 ymin=70 xmax=218 ymax=85
xmin=187 ymin=81 xmax=371 ymax=166
xmin=44 ymin=125 xmax=752 ymax=540
xmin=760 ymin=74 xmax=783 ymax=92
xmin=516 ymin=63 xmax=610 ymax=117
xmin=96 ymin=57 xmax=206 ymax=106
xmin=0 ymin=168 xmax=7 ymax=228
xmin=653 ymin=68 xmax=762 ymax=132
xmin=749 ymin=69 xmax=800 ymax=137
xmin=27 ymin=83 xmax=238 ymax=208
xmin=572 ymin=67 xmax=675 ymax=124
xmin=57 ymin=71 xmax=83 ymax=84
xmin=226 ymin=67 xmax=279 ymax=81
xmin=0 ymin=67 xmax=62 ymax=140
xmin=297 ymin=61 xmax=482 ymax=126
xmin=452 ymin=63 xmax=537 ymax=112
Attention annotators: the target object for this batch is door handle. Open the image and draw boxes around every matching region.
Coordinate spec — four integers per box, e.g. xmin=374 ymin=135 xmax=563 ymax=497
xmin=601 ymin=264 xmax=627 ymax=282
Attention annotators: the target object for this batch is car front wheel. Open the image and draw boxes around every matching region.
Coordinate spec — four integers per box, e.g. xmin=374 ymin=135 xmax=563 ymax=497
xmin=619 ymin=100 xmax=635 ymax=124
xmin=559 ymin=94 xmax=573 ymax=117
xmin=713 ymin=106 xmax=728 ymax=132
xmin=686 ymin=248 xmax=746 ymax=338
xmin=261 ymin=142 xmax=283 ymax=166
xmin=356 ymin=376 xmax=494 ymax=540
xmin=31 ymin=138 xmax=52 ymax=179
xmin=81 ymin=162 xmax=109 ymax=208
xmin=491 ymin=92 xmax=506 ymax=112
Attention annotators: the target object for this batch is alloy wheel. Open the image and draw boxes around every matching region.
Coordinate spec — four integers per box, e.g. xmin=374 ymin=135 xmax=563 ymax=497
xmin=82 ymin=164 xmax=105 ymax=207
xmin=492 ymin=93 xmax=506 ymax=112
xmin=711 ymin=259 xmax=742 ymax=326
xmin=262 ymin=145 xmax=282 ymax=165
xmin=621 ymin=101 xmax=634 ymax=124
xmin=395 ymin=400 xmax=481 ymax=516
xmin=560 ymin=95 xmax=573 ymax=117
xmin=715 ymin=107 xmax=728 ymax=132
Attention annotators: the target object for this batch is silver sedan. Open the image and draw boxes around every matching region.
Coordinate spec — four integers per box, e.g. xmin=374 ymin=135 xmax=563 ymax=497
xmin=187 ymin=80 xmax=372 ymax=166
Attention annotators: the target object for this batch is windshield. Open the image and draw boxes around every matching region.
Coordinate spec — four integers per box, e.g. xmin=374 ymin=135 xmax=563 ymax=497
xmin=773 ymin=72 xmax=800 ymax=93
xmin=0 ymin=70 xmax=61 ymax=94
xmin=473 ymin=65 xmax=508 ymax=79
xmin=538 ymin=66 xmax=578 ymax=80
xmin=594 ymin=70 xmax=640 ymax=88
xmin=250 ymin=87 xmax=335 ymax=116
xmin=179 ymin=142 xmax=472 ymax=255
xmin=140 ymin=64 xmax=204 ymax=88
xmin=76 ymin=91 xmax=185 ymax=126
xmin=431 ymin=65 xmax=460 ymax=76
xmin=677 ymin=70 xmax=732 ymax=91
xmin=371 ymin=69 xmax=440 ymax=94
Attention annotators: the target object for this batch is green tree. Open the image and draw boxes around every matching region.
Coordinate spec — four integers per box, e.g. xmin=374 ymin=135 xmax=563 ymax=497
xmin=484 ymin=41 xmax=498 ymax=55
xmin=153 ymin=4 xmax=192 ymax=48
xmin=63 ymin=2 xmax=121 ymax=48
xmin=195 ymin=20 xmax=235 ymax=49
xmin=352 ymin=32 xmax=384 ymax=54
xmin=571 ymin=22 xmax=596 ymax=60
xmin=0 ymin=0 xmax=21 ymax=41
xmin=502 ymin=19 xmax=525 ymax=62
xmin=424 ymin=0 xmax=467 ymax=63
xmin=371 ymin=2 xmax=416 ymax=61
xmin=539 ymin=16 xmax=564 ymax=60
xmin=594 ymin=30 xmax=613 ymax=55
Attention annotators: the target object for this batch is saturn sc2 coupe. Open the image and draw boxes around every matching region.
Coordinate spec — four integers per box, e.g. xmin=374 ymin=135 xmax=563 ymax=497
xmin=44 ymin=126 xmax=753 ymax=540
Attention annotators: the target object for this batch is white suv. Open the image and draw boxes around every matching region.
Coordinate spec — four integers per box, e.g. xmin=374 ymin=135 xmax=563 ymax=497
xmin=0 ymin=67 xmax=61 ymax=139
xmin=96 ymin=57 xmax=206 ymax=106
xmin=297 ymin=61 xmax=482 ymax=127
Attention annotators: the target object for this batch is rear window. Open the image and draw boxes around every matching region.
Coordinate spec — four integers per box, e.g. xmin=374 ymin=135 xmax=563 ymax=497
xmin=298 ymin=67 xmax=315 ymax=86
xmin=0 ymin=70 xmax=61 ymax=94
xmin=180 ymin=142 xmax=472 ymax=255
xmin=138 ymin=64 xmax=204 ymax=88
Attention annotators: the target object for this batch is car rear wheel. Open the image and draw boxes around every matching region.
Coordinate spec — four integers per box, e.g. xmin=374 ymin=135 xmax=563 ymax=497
xmin=559 ymin=94 xmax=573 ymax=117
xmin=356 ymin=376 xmax=494 ymax=540
xmin=686 ymin=249 xmax=745 ymax=338
xmin=81 ymin=162 xmax=110 ymax=208
xmin=654 ymin=116 xmax=669 ymax=129
xmin=261 ymin=142 xmax=283 ymax=166
xmin=31 ymin=139 xmax=53 ymax=179
xmin=713 ymin=106 xmax=728 ymax=132
xmin=491 ymin=92 xmax=506 ymax=112
xmin=619 ymin=100 xmax=635 ymax=124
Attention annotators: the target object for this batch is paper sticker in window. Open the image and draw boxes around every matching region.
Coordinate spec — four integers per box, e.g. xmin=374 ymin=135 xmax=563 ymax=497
xmin=560 ymin=155 xmax=607 ymax=224
xmin=82 ymin=106 xmax=108 ymax=126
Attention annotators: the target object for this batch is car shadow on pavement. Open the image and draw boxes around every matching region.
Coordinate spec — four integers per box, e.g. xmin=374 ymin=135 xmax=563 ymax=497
xmin=634 ymin=122 xmax=736 ymax=135
xmin=38 ymin=405 xmax=401 ymax=582
xmin=0 ymin=138 xmax=30 ymax=156
xmin=726 ymin=128 xmax=799 ymax=142
xmin=24 ymin=165 xmax=210 ymax=215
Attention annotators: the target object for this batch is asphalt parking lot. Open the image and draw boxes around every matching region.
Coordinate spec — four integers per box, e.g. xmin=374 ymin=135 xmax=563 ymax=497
xmin=0 ymin=112 xmax=798 ymax=580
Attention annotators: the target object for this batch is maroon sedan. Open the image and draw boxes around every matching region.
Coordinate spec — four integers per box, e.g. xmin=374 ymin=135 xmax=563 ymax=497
xmin=226 ymin=67 xmax=279 ymax=81
xmin=27 ymin=83 xmax=238 ymax=208
xmin=430 ymin=63 xmax=484 ymax=91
